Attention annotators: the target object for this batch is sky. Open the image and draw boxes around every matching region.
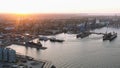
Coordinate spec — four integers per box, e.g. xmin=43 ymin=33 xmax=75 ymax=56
xmin=0 ymin=0 xmax=120 ymax=14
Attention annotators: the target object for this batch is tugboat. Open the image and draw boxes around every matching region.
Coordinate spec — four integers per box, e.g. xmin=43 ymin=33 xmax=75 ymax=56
xmin=103 ymin=32 xmax=117 ymax=41
xmin=76 ymin=31 xmax=90 ymax=38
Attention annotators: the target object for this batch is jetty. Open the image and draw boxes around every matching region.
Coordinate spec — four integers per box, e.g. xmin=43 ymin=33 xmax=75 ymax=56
xmin=89 ymin=32 xmax=105 ymax=35
xmin=76 ymin=31 xmax=105 ymax=38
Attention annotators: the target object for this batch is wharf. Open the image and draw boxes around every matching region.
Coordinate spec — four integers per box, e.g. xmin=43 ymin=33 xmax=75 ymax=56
xmin=76 ymin=31 xmax=105 ymax=38
xmin=89 ymin=32 xmax=105 ymax=35
xmin=3 ymin=33 xmax=47 ymax=49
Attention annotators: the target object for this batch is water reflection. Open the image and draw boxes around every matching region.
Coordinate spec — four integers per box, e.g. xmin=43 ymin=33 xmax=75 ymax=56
xmin=8 ymin=27 xmax=120 ymax=68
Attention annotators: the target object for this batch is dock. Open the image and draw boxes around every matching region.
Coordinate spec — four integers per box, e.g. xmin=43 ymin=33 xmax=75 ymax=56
xmin=0 ymin=33 xmax=48 ymax=49
xmin=89 ymin=32 xmax=105 ymax=35
xmin=76 ymin=31 xmax=105 ymax=38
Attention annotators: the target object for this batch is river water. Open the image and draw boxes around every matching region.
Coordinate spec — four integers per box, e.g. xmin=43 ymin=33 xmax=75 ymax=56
xmin=8 ymin=27 xmax=120 ymax=68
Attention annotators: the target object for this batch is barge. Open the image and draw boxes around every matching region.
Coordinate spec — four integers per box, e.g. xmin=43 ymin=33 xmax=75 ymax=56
xmin=103 ymin=32 xmax=117 ymax=41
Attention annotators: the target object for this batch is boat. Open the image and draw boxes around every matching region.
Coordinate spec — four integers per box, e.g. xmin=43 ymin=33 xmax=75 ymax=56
xmin=103 ymin=32 xmax=112 ymax=40
xmin=49 ymin=38 xmax=64 ymax=42
xmin=76 ymin=32 xmax=90 ymax=38
xmin=39 ymin=36 xmax=48 ymax=41
xmin=25 ymin=41 xmax=47 ymax=49
xmin=103 ymin=32 xmax=117 ymax=41
xmin=25 ymin=41 xmax=42 ymax=47
xmin=109 ymin=33 xmax=117 ymax=41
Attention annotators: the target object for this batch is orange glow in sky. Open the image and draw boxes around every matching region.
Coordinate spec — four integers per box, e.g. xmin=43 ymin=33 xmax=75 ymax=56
xmin=0 ymin=0 xmax=120 ymax=14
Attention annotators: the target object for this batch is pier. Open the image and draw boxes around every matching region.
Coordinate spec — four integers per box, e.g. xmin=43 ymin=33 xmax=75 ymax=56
xmin=89 ymin=32 xmax=105 ymax=35
xmin=76 ymin=31 xmax=106 ymax=38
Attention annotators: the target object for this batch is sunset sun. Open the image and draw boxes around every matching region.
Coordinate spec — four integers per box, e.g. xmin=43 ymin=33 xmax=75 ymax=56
xmin=11 ymin=10 xmax=31 ymax=14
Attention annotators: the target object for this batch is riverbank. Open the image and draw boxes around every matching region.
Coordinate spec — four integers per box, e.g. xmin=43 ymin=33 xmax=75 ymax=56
xmin=0 ymin=47 xmax=55 ymax=68
xmin=7 ymin=27 xmax=120 ymax=68
xmin=15 ymin=54 xmax=55 ymax=68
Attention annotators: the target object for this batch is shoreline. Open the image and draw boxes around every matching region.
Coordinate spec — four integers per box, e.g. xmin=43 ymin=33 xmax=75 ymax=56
xmin=16 ymin=54 xmax=55 ymax=68
xmin=0 ymin=47 xmax=55 ymax=68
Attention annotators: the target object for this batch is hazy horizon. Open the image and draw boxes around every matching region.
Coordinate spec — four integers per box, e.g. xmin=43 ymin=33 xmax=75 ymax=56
xmin=0 ymin=13 xmax=119 ymax=16
xmin=0 ymin=0 xmax=120 ymax=14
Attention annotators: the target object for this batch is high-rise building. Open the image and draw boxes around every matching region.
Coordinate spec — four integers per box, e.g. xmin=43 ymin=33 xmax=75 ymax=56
xmin=3 ymin=48 xmax=9 ymax=62
xmin=8 ymin=49 xmax=16 ymax=63
xmin=1 ymin=48 xmax=16 ymax=62
xmin=0 ymin=47 xmax=3 ymax=61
